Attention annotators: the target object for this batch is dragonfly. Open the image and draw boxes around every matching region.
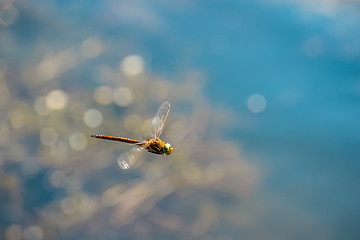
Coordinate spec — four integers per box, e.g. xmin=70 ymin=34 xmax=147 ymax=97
xmin=91 ymin=101 xmax=173 ymax=169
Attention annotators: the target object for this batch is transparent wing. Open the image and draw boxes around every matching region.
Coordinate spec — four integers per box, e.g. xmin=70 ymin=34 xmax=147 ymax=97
xmin=150 ymin=101 xmax=171 ymax=139
xmin=116 ymin=146 xmax=144 ymax=169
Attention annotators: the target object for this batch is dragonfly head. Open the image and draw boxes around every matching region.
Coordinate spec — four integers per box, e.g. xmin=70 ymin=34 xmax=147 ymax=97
xmin=163 ymin=143 xmax=173 ymax=155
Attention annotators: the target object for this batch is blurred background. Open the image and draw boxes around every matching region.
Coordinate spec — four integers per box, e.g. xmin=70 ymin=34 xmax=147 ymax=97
xmin=1 ymin=0 xmax=360 ymax=239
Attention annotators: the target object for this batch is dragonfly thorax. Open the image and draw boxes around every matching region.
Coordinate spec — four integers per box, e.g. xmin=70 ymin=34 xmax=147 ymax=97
xmin=145 ymin=138 xmax=173 ymax=155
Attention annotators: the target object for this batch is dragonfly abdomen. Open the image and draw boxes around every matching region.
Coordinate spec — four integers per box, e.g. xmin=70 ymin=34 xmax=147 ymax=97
xmin=91 ymin=135 xmax=142 ymax=144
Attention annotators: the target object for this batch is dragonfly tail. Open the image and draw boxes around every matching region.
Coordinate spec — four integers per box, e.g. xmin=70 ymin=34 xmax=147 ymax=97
xmin=91 ymin=135 xmax=143 ymax=144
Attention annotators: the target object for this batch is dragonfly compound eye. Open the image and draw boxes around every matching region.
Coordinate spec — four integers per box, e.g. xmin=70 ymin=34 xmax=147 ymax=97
xmin=163 ymin=143 xmax=173 ymax=155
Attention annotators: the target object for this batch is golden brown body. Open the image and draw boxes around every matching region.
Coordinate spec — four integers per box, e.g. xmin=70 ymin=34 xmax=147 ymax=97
xmin=91 ymin=135 xmax=173 ymax=155
xmin=91 ymin=135 xmax=142 ymax=144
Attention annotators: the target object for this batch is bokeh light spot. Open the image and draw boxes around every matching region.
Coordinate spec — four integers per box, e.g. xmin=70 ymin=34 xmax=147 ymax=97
xmin=33 ymin=96 xmax=50 ymax=115
xmin=61 ymin=197 xmax=77 ymax=215
xmin=39 ymin=128 xmax=58 ymax=146
xmin=93 ymin=86 xmax=113 ymax=105
xmin=80 ymin=37 xmax=103 ymax=59
xmin=77 ymin=195 xmax=96 ymax=218
xmin=120 ymin=55 xmax=145 ymax=77
xmin=0 ymin=5 xmax=19 ymax=26
xmin=247 ymin=94 xmax=267 ymax=113
xmin=69 ymin=132 xmax=88 ymax=151
xmin=9 ymin=111 xmax=24 ymax=129
xmin=45 ymin=90 xmax=68 ymax=110
xmin=49 ymin=170 xmax=66 ymax=188
xmin=83 ymin=109 xmax=103 ymax=128
xmin=5 ymin=224 xmax=23 ymax=240
xmin=36 ymin=50 xmax=78 ymax=81
xmin=23 ymin=226 xmax=43 ymax=240
xmin=36 ymin=55 xmax=60 ymax=81
xmin=113 ymin=87 xmax=133 ymax=107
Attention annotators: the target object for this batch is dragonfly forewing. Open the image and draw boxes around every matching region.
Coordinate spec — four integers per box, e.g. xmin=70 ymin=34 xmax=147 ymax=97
xmin=151 ymin=101 xmax=170 ymax=139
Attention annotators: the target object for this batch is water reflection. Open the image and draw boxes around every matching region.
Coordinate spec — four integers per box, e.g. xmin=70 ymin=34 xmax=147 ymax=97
xmin=2 ymin=0 xmax=358 ymax=239
xmin=0 ymin=8 xmax=257 ymax=239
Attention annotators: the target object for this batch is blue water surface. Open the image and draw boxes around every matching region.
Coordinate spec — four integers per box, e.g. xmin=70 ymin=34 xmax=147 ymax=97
xmin=2 ymin=0 xmax=360 ymax=239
